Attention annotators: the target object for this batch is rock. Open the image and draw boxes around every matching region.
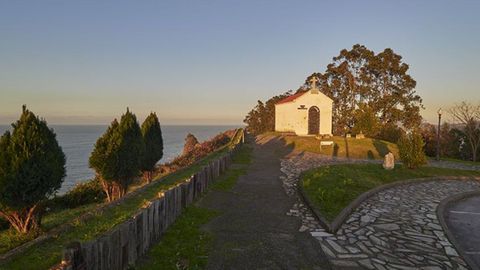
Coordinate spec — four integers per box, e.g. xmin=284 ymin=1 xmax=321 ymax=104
xmin=374 ymin=223 xmax=400 ymax=231
xmin=361 ymin=215 xmax=376 ymax=224
xmin=327 ymin=239 xmax=348 ymax=253
xmin=311 ymin=231 xmax=333 ymax=238
xmin=358 ymin=259 xmax=375 ymax=269
xmin=444 ymin=246 xmax=458 ymax=256
xmin=383 ymin=152 xmax=395 ymax=170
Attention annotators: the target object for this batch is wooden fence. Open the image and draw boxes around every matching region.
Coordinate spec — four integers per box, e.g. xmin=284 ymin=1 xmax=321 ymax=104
xmin=53 ymin=133 xmax=243 ymax=270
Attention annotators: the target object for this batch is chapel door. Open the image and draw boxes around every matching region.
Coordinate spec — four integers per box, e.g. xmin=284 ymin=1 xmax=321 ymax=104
xmin=308 ymin=106 xmax=320 ymax=135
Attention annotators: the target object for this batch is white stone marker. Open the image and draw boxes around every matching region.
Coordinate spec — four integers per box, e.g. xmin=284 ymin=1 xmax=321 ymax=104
xmin=383 ymin=152 xmax=395 ymax=170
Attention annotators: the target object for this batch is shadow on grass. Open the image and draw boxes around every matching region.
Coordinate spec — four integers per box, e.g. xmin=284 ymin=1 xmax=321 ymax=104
xmin=344 ymin=137 xmax=350 ymax=159
xmin=373 ymin=139 xmax=390 ymax=158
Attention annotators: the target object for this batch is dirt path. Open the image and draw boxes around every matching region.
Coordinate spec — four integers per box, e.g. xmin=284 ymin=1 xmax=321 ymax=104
xmin=200 ymin=136 xmax=331 ymax=270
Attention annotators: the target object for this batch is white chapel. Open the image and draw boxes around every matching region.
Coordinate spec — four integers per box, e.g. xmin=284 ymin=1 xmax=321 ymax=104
xmin=274 ymin=77 xmax=333 ymax=136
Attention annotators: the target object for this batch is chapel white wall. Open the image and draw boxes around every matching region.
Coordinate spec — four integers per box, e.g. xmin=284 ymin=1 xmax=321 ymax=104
xmin=274 ymin=91 xmax=332 ymax=136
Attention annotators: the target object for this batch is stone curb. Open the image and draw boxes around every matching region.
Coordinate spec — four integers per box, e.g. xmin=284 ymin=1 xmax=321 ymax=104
xmin=298 ymin=175 xmax=480 ymax=234
xmin=437 ymin=190 xmax=480 ymax=270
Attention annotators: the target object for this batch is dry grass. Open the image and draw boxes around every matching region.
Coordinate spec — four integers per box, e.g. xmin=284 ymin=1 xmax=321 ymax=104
xmin=281 ymin=135 xmax=399 ymax=160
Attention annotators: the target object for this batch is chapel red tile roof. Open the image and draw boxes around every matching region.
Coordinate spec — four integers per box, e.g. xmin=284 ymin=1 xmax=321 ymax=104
xmin=275 ymin=91 xmax=307 ymax=105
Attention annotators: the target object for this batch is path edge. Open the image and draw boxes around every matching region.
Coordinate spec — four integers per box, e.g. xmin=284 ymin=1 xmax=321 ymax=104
xmin=298 ymin=175 xmax=480 ymax=234
xmin=437 ymin=190 xmax=480 ymax=270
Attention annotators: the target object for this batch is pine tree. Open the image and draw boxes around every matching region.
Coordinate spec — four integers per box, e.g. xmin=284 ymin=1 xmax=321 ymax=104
xmin=89 ymin=108 xmax=145 ymax=201
xmin=141 ymin=112 xmax=163 ymax=183
xmin=0 ymin=106 xmax=66 ymax=233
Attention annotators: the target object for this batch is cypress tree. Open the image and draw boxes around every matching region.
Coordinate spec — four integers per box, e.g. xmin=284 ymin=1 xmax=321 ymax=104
xmin=89 ymin=108 xmax=145 ymax=201
xmin=141 ymin=112 xmax=163 ymax=183
xmin=0 ymin=106 xmax=66 ymax=233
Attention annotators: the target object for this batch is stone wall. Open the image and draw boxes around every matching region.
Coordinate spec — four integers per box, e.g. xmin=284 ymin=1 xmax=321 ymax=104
xmin=53 ymin=137 xmax=242 ymax=270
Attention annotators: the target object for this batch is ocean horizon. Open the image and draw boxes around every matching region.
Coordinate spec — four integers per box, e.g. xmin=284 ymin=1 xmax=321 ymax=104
xmin=0 ymin=124 xmax=239 ymax=194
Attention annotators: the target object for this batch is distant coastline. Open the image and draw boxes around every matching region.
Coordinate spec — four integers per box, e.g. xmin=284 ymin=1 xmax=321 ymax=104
xmin=0 ymin=125 xmax=238 ymax=194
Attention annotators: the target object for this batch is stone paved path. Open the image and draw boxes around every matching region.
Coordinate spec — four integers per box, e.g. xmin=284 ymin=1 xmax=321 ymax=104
xmin=200 ymin=136 xmax=331 ymax=270
xmin=281 ymin=152 xmax=480 ymax=270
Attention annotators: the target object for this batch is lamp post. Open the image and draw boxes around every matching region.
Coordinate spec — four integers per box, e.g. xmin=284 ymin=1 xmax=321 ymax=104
xmin=436 ymin=108 xmax=442 ymax=161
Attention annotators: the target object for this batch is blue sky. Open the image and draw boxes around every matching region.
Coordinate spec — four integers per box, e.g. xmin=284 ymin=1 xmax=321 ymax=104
xmin=0 ymin=0 xmax=479 ymax=125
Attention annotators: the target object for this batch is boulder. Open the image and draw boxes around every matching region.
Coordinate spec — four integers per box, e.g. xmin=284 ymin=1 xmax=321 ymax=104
xmin=383 ymin=152 xmax=395 ymax=170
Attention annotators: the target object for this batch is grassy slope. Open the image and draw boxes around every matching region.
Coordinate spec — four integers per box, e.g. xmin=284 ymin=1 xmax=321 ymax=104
xmin=301 ymin=164 xmax=480 ymax=222
xmin=0 ymin=203 xmax=98 ymax=254
xmin=137 ymin=145 xmax=252 ymax=270
xmin=0 ymin=139 xmax=241 ymax=270
xmin=279 ymin=135 xmax=399 ymax=160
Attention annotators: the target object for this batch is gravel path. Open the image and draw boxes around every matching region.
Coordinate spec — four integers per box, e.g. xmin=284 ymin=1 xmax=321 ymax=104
xmin=281 ymin=152 xmax=480 ymax=270
xmin=200 ymin=136 xmax=331 ymax=270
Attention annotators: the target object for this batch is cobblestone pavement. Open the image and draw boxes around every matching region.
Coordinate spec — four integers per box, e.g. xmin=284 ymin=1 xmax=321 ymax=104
xmin=281 ymin=152 xmax=480 ymax=270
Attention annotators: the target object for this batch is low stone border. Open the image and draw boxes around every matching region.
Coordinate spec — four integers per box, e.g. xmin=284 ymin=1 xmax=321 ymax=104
xmin=299 ymin=175 xmax=480 ymax=234
xmin=437 ymin=189 xmax=480 ymax=270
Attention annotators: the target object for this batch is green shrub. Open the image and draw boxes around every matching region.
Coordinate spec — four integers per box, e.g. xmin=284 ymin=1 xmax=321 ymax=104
xmin=0 ymin=105 xmax=66 ymax=233
xmin=59 ymin=178 xmax=106 ymax=208
xmin=141 ymin=112 xmax=164 ymax=183
xmin=398 ymin=131 xmax=427 ymax=169
xmin=89 ymin=108 xmax=145 ymax=201
xmin=0 ymin=217 xmax=8 ymax=230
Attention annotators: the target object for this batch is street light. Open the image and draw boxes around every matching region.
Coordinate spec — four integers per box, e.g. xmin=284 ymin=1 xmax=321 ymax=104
xmin=436 ymin=108 xmax=442 ymax=161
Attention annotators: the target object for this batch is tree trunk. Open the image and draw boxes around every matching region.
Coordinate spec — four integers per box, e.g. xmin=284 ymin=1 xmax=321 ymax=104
xmin=0 ymin=205 xmax=40 ymax=233
xmin=101 ymin=180 xmax=127 ymax=202
xmin=143 ymin=171 xmax=152 ymax=184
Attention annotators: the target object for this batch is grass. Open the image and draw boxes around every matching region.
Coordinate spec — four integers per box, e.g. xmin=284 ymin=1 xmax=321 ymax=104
xmin=136 ymin=206 xmax=219 ymax=270
xmin=281 ymin=135 xmax=399 ymax=160
xmin=0 ymin=129 xmax=244 ymax=256
xmin=137 ymin=145 xmax=252 ymax=270
xmin=0 ymin=141 xmax=239 ymax=270
xmin=301 ymin=164 xmax=480 ymax=222
xmin=0 ymin=203 xmax=98 ymax=254
xmin=433 ymin=157 xmax=480 ymax=166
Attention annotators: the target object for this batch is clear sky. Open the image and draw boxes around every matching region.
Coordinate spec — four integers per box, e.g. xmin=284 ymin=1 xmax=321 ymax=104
xmin=1 ymin=0 xmax=479 ymax=125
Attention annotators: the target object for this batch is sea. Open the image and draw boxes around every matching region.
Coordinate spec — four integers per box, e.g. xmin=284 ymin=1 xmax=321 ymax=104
xmin=0 ymin=125 xmax=238 ymax=194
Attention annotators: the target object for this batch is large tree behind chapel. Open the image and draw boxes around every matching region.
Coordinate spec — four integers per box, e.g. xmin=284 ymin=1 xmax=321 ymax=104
xmin=244 ymin=44 xmax=423 ymax=137
xmin=310 ymin=44 xmax=423 ymax=135
xmin=0 ymin=106 xmax=66 ymax=233
xmin=141 ymin=112 xmax=163 ymax=183
xmin=243 ymin=91 xmax=292 ymax=135
xmin=89 ymin=109 xmax=145 ymax=201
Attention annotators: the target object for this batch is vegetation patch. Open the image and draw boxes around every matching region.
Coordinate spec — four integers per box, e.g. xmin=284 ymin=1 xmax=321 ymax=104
xmin=137 ymin=206 xmax=218 ymax=270
xmin=280 ymin=135 xmax=399 ymax=160
xmin=301 ymin=164 xmax=480 ymax=222
xmin=211 ymin=147 xmax=252 ymax=192
xmin=137 ymin=144 xmax=252 ymax=269
xmin=0 ymin=148 xmax=230 ymax=270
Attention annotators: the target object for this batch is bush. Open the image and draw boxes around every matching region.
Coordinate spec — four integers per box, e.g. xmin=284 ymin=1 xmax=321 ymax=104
xmin=159 ymin=131 xmax=233 ymax=175
xmin=56 ymin=178 xmax=106 ymax=208
xmin=0 ymin=106 xmax=66 ymax=233
xmin=89 ymin=108 xmax=145 ymax=202
xmin=141 ymin=113 xmax=164 ymax=183
xmin=398 ymin=131 xmax=427 ymax=169
xmin=0 ymin=217 xmax=8 ymax=230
